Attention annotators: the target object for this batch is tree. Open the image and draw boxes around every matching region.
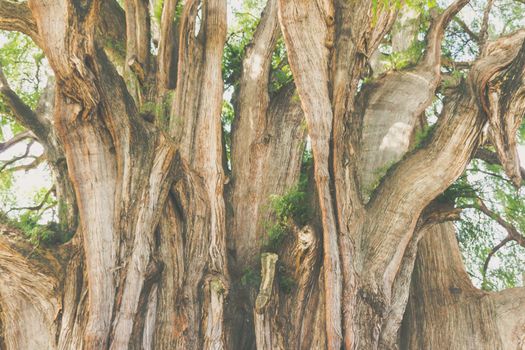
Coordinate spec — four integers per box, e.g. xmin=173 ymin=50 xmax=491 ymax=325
xmin=0 ymin=0 xmax=524 ymax=349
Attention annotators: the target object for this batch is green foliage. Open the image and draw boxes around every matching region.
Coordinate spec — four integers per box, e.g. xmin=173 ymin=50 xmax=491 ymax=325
xmin=223 ymin=2 xmax=292 ymax=92
xmin=269 ymin=38 xmax=293 ymax=94
xmin=269 ymin=178 xmax=309 ymax=226
xmin=221 ymin=100 xmax=234 ymax=167
xmin=263 ymin=177 xmax=310 ymax=252
xmin=0 ymin=32 xmax=44 ymax=109
xmin=442 ymin=176 xmax=476 ymax=202
xmin=363 ymin=160 xmax=398 ymax=198
xmin=222 ymin=11 xmax=259 ymax=88
xmin=453 ymin=157 xmax=525 ymax=291
xmin=240 ymin=267 xmax=261 ymax=288
xmin=2 ymin=209 xmax=70 ymax=246
xmin=153 ymin=0 xmax=164 ymax=24
xmin=372 ymin=0 xmax=436 ymax=23
xmin=277 ymin=264 xmax=295 ymax=294
xmin=0 ymin=32 xmax=46 ymax=140
xmin=153 ymin=0 xmax=184 ymax=25
xmin=383 ymin=40 xmax=426 ymax=71
xmin=414 ymin=124 xmax=436 ymax=149
xmin=0 ymin=187 xmax=71 ymax=245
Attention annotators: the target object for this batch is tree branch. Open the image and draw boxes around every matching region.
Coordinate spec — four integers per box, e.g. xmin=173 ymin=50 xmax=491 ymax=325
xmin=475 ymin=148 xmax=525 ymax=181
xmin=157 ymin=0 xmax=179 ymax=90
xmin=6 ymin=154 xmax=44 ymax=172
xmin=485 ymin=34 xmax=525 ymax=187
xmin=453 ymin=16 xmax=479 ymax=43
xmin=0 ymin=0 xmax=40 ymax=44
xmin=124 ymin=0 xmax=151 ymax=76
xmin=6 ymin=186 xmax=54 ymax=214
xmin=478 ymin=0 xmax=495 ymax=51
xmin=0 ymin=65 xmax=50 ymax=141
xmin=423 ymin=0 xmax=470 ymax=67
xmin=364 ymin=29 xmax=525 ymax=296
xmin=474 ymin=197 xmax=525 ymax=247
xmin=0 ymin=140 xmax=34 ymax=172
xmin=0 ymin=130 xmax=35 ymax=153
xmin=481 ymin=236 xmax=511 ymax=286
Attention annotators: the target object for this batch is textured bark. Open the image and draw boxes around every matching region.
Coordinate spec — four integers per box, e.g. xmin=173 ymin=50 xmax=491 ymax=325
xmin=1 ymin=1 xmax=525 ymax=349
xmin=401 ymin=222 xmax=525 ymax=350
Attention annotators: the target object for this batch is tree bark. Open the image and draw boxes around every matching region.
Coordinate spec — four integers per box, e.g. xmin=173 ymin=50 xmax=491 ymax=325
xmin=401 ymin=222 xmax=525 ymax=350
xmin=0 ymin=1 xmax=525 ymax=349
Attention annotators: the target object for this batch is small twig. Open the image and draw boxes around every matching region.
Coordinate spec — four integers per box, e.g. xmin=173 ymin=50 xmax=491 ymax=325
xmin=0 ymin=140 xmax=34 ymax=172
xmin=481 ymin=236 xmax=512 ymax=288
xmin=6 ymin=186 xmax=55 ymax=214
xmin=7 ymin=154 xmax=45 ymax=173
xmin=453 ymin=17 xmax=479 ymax=43
xmin=0 ymin=131 xmax=35 ymax=153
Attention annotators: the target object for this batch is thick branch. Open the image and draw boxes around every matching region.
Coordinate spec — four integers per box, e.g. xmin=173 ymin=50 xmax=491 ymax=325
xmin=99 ymin=0 xmax=127 ymax=63
xmin=475 ymin=148 xmax=525 ymax=181
xmin=485 ymin=34 xmax=525 ymax=187
xmin=0 ymin=0 xmax=39 ymax=43
xmin=364 ymin=29 xmax=525 ymax=298
xmin=0 ymin=65 xmax=50 ymax=141
xmin=157 ymin=0 xmax=179 ymax=90
xmin=423 ymin=0 xmax=470 ymax=67
xmin=229 ymin=0 xmax=304 ymax=269
xmin=124 ymin=0 xmax=151 ymax=76
xmin=278 ymin=2 xmax=342 ymax=348
xmin=478 ymin=0 xmax=495 ymax=51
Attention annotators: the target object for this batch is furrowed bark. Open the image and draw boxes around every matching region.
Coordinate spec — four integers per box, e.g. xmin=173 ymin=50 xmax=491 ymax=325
xmin=225 ymin=1 xmax=308 ymax=346
xmin=277 ymin=2 xmax=343 ymax=348
xmin=28 ymin=1 xmax=176 ymax=348
xmin=229 ymin=0 xmax=305 ymax=268
xmin=157 ymin=0 xmax=179 ymax=90
xmin=329 ymin=3 xmax=397 ymax=347
xmin=124 ymin=0 xmax=151 ymax=73
xmin=350 ymin=29 xmax=525 ymax=349
xmin=485 ymin=34 xmax=525 ymax=186
xmin=0 ymin=225 xmax=62 ymax=350
xmin=1 ymin=1 xmax=525 ymax=349
xmin=168 ymin=0 xmax=229 ymax=348
xmin=0 ymin=0 xmax=40 ymax=44
xmin=401 ymin=222 xmax=525 ymax=349
xmin=359 ymin=0 xmax=468 ymax=192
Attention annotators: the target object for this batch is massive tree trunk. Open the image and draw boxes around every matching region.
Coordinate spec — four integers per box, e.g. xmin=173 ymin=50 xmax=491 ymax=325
xmin=401 ymin=222 xmax=525 ymax=350
xmin=0 ymin=0 xmax=524 ymax=349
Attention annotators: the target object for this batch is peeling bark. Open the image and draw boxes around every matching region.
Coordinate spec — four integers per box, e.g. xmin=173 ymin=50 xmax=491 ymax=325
xmin=1 ymin=1 xmax=525 ymax=349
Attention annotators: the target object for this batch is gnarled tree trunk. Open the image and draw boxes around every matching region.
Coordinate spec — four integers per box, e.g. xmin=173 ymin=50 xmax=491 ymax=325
xmin=0 ymin=0 xmax=524 ymax=349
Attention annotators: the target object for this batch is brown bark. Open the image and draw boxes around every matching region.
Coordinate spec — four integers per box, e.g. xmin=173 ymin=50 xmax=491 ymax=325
xmin=0 ymin=1 xmax=525 ymax=349
xmin=401 ymin=222 xmax=525 ymax=350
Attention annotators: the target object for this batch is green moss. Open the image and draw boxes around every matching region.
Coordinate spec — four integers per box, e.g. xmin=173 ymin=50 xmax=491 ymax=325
xmin=240 ymin=267 xmax=261 ymax=288
xmin=210 ymin=278 xmax=226 ymax=295
xmin=277 ymin=264 xmax=296 ymax=294
xmin=413 ymin=124 xmax=437 ymax=149
xmin=364 ymin=160 xmax=398 ymax=198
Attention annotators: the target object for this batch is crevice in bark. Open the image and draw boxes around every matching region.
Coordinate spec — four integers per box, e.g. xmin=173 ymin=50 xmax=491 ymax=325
xmin=401 ymin=222 xmax=525 ymax=349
